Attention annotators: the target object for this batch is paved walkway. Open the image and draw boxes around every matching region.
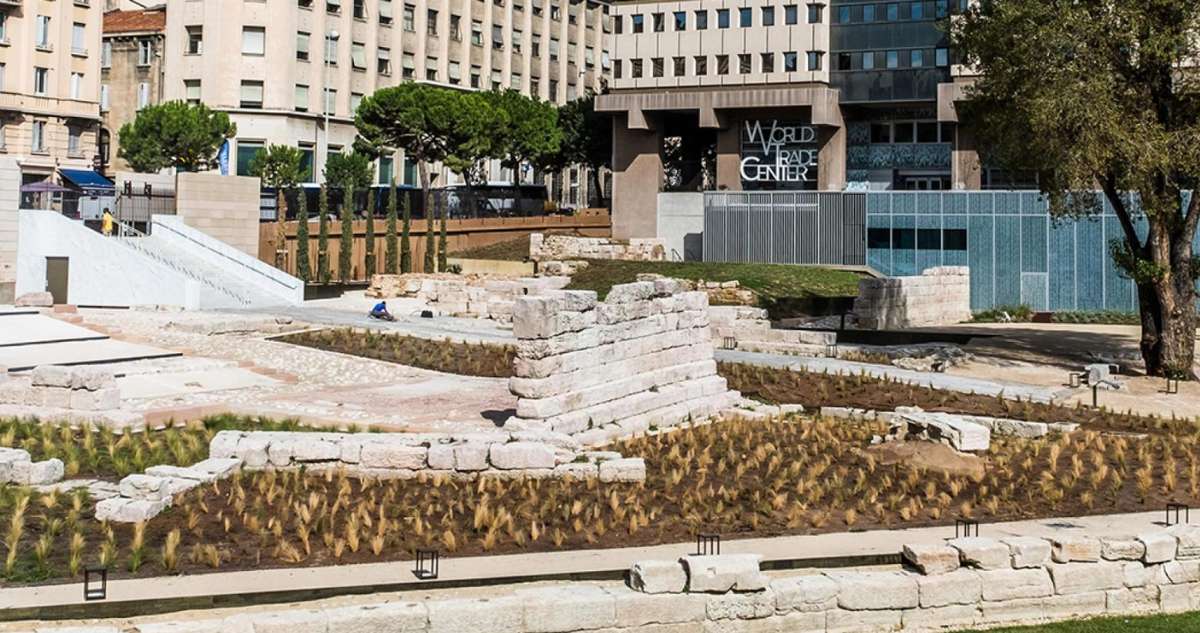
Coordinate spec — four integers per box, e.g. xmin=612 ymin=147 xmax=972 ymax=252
xmin=716 ymin=349 xmax=1066 ymax=403
xmin=0 ymin=509 xmax=1171 ymax=612
xmin=246 ymin=305 xmax=515 ymax=345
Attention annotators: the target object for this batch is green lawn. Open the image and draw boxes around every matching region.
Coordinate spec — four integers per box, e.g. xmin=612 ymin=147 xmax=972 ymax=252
xmin=962 ymin=612 xmax=1200 ymax=632
xmin=451 ymin=235 xmax=532 ymax=261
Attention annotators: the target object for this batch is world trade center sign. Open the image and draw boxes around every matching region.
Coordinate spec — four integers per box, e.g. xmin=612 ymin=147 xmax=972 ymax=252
xmin=739 ymin=119 xmax=820 ymax=190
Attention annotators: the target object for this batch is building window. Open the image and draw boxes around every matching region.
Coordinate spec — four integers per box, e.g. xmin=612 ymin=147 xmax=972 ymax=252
xmin=783 ymin=52 xmax=798 ymax=72
xmin=838 ymin=5 xmax=850 ymax=23
xmin=531 ymin=33 xmax=541 ymax=56
xmin=32 ymin=121 xmax=46 ymax=153
xmin=380 ymin=0 xmax=393 ymax=24
xmin=402 ymin=52 xmax=415 ymax=78
xmin=761 ymin=52 xmax=774 ymax=73
xmin=548 ymin=79 xmax=558 ymax=98
xmin=471 ymin=20 xmax=483 ymax=45
xmin=403 ymin=4 xmax=416 ymax=31
xmin=297 ymin=31 xmax=310 ymax=60
xmin=652 ymin=12 xmax=663 ymax=32
xmin=936 ymin=47 xmax=949 ymax=67
xmin=138 ymin=40 xmax=153 ymax=65
xmin=35 ymin=16 xmax=51 ymax=48
xmin=492 ymin=24 xmax=503 ymax=49
xmin=184 ymin=79 xmax=201 ymax=104
xmin=550 ymin=5 xmax=560 ymax=20
xmin=100 ymin=83 xmax=110 ymax=110
xmin=893 ymin=121 xmax=914 ymax=143
xmin=489 ymin=69 xmax=501 ymax=87
xmin=240 ymin=80 xmax=264 ymax=108
xmin=325 ymin=34 xmax=338 ymax=63
xmin=807 ymin=3 xmax=824 ymax=23
xmin=299 ymin=144 xmax=315 ymax=182
xmin=33 ymin=67 xmax=49 ymax=95
xmin=0 ymin=13 xmax=7 ymax=42
xmin=101 ymin=41 xmax=112 ymax=68
xmin=513 ymin=30 xmax=523 ymax=53
xmin=694 ymin=56 xmax=707 ymax=75
xmin=738 ymin=54 xmax=751 ymax=74
xmin=762 ymin=6 xmax=775 ymax=26
xmin=378 ymin=156 xmax=394 ymax=184
xmin=911 ymin=1 xmax=924 ymax=20
xmin=427 ymin=58 xmax=438 ymax=81
xmin=613 ymin=15 xmax=623 ymax=34
xmin=672 ymin=56 xmax=685 ymax=76
xmin=630 ymin=59 xmax=642 ymax=79
xmin=236 ymin=141 xmax=264 ymax=176
xmin=910 ymin=49 xmax=924 ymax=67
xmin=378 ymin=47 xmax=391 ymax=74
xmin=549 ymin=37 xmax=559 ymax=60
xmin=70 ymin=72 xmax=83 ymax=99
xmin=187 ymin=26 xmax=204 ymax=54
xmin=448 ymin=60 xmax=461 ymax=84
xmin=673 ymin=11 xmax=686 ymax=30
xmin=72 ymin=23 xmax=87 ymax=55
xmin=886 ymin=3 xmax=899 ymax=21
xmin=716 ymin=54 xmax=729 ymax=75
xmin=242 ymin=27 xmax=265 ymax=56
xmin=324 ymin=87 xmax=337 ymax=113
xmin=863 ymin=4 xmax=876 ymax=21
xmin=353 ymin=0 xmax=366 ymax=19
xmin=862 ymin=52 xmax=876 ymax=70
xmin=784 ymin=4 xmax=798 ymax=24
xmin=138 ymin=82 xmax=151 ymax=109
xmin=717 ymin=9 xmax=729 ymax=28
xmin=326 ymin=0 xmax=340 ymax=14
xmin=943 ymin=229 xmax=968 ymax=251
xmin=351 ymin=42 xmax=367 ymax=69
xmin=867 ymin=228 xmax=890 ymax=249
xmin=427 ymin=9 xmax=438 ymax=35
xmin=350 ymin=92 xmax=363 ymax=113
xmin=892 ymin=228 xmax=915 ymax=250
xmin=295 ymin=84 xmax=309 ymax=111
xmin=631 ymin=14 xmax=643 ymax=33
xmin=738 ymin=7 xmax=751 ymax=26
xmin=651 ymin=57 xmax=663 ymax=78
xmin=695 ymin=10 xmax=708 ymax=29
xmin=917 ymin=229 xmax=940 ymax=250
xmin=450 ymin=14 xmax=462 ymax=40
xmin=470 ymin=65 xmax=481 ymax=88
xmin=613 ymin=59 xmax=622 ymax=79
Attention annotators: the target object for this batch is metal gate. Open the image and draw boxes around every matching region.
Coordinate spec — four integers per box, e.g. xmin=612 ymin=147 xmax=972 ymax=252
xmin=702 ymin=191 xmax=866 ymax=266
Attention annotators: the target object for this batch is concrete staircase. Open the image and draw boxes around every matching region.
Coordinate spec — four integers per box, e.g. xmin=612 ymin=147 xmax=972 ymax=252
xmin=117 ymin=230 xmax=257 ymax=308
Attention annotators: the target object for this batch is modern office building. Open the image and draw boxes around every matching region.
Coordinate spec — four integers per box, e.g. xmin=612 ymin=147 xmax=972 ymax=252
xmin=100 ymin=5 xmax=167 ymax=176
xmin=158 ymin=0 xmax=612 ymax=207
xmin=0 ymin=0 xmax=105 ymax=202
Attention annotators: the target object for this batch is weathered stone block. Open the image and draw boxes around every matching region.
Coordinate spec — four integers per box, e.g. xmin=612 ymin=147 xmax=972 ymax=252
xmin=1106 ymin=587 xmax=1161 ymax=614
xmin=826 ymin=571 xmax=919 ymax=610
xmin=903 ymin=543 xmax=961 ymax=575
xmin=427 ymin=596 xmax=524 ymax=633
xmin=519 ymin=585 xmax=616 ymax=632
xmin=1048 ymin=562 xmax=1124 ymax=595
xmin=770 ymin=575 xmax=838 ymax=613
xmin=359 ymin=442 xmax=427 ymax=470
xmin=1003 ymin=537 xmax=1052 ymax=569
xmin=614 ymin=591 xmax=707 ymax=628
xmin=598 ymin=458 xmax=645 ymax=482
xmin=94 ymin=497 xmax=170 ymax=523
xmin=1163 ymin=560 xmax=1200 ymax=584
xmin=825 ymin=608 xmax=902 ymax=633
xmin=705 ymin=588 xmax=776 ymax=620
xmin=30 ymin=365 xmax=73 ymax=388
xmin=325 ymin=601 xmax=428 ymax=633
xmin=949 ymin=537 xmax=1011 ymax=570
xmin=119 ymin=474 xmax=172 ymax=501
xmin=630 ymin=560 xmax=687 ymax=594
xmin=978 ymin=568 xmax=1053 ymax=601
xmin=1101 ymin=536 xmax=1146 ymax=561
xmin=1139 ymin=531 xmax=1178 ymax=564
xmin=244 ymin=609 xmax=329 ymax=633
xmin=1158 ymin=582 xmax=1199 ymax=613
xmin=1049 ymin=535 xmax=1102 ymax=563
xmin=489 ymin=442 xmax=556 ymax=470
xmin=1042 ymin=591 xmax=1107 ymax=620
xmin=900 ymin=604 xmax=979 ymax=631
xmin=917 ymin=568 xmax=982 ymax=608
xmin=684 ymin=554 xmax=769 ymax=593
xmin=11 ymin=458 xmax=64 ymax=485
xmin=1167 ymin=524 xmax=1200 ymax=559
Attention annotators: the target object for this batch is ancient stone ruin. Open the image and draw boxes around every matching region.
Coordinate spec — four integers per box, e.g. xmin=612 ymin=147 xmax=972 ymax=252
xmin=853 ymin=266 xmax=971 ymax=329
xmin=507 ymin=279 xmax=741 ymax=445
xmin=529 ymin=232 xmax=667 ymax=263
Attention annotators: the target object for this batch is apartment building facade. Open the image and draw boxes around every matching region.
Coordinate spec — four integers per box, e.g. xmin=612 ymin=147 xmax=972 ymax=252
xmin=100 ymin=5 xmax=166 ymax=175
xmin=0 ymin=0 xmax=104 ymax=204
xmin=159 ymin=0 xmax=610 ymax=207
xmin=598 ymin=0 xmax=976 ymax=237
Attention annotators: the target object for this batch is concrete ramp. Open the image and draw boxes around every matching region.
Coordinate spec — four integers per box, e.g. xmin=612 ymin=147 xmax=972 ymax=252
xmin=0 ymin=313 xmax=107 ymax=347
xmin=0 ymin=313 xmax=179 ymax=372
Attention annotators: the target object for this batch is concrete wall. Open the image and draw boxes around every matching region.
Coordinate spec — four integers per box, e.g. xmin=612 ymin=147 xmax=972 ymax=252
xmin=15 ymin=209 xmax=200 ymax=308
xmin=0 ymin=157 xmax=22 ymax=300
xmin=175 ymin=172 xmax=262 ymax=256
xmin=656 ymin=192 xmax=704 ymax=261
xmin=853 ymin=266 xmax=972 ymax=330
xmin=611 ymin=115 xmax=663 ymax=240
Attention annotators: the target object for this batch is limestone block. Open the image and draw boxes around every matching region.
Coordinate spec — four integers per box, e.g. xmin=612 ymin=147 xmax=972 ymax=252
xmin=135 ymin=620 xmax=226 ymax=633
xmin=553 ymin=462 xmax=597 ymax=479
xmin=324 ymin=601 xmax=429 ymax=633
xmin=1167 ymin=524 xmax=1200 ymax=559
xmin=40 ymin=386 xmax=74 ymax=408
xmin=683 ymin=554 xmax=769 ymax=593
xmin=825 ymin=608 xmax=902 ymax=633
xmin=145 ymin=464 xmax=217 ymax=482
xmin=977 ymin=596 xmax=1046 ymax=626
xmin=1139 ymin=531 xmax=1178 ymax=564
xmin=11 ymin=458 xmax=64 ymax=485
xmin=71 ymin=367 xmax=116 ymax=391
xmin=825 ymin=571 xmax=919 ymax=610
xmin=1002 ymin=537 xmax=1052 ymax=569
xmin=630 ymin=559 xmax=688 ymax=594
xmin=209 ymin=431 xmax=244 ymax=460
xmin=598 ymin=458 xmax=645 ymax=482
xmin=359 ymin=441 xmax=427 ymax=470
xmin=1048 ymin=562 xmax=1124 ymax=594
xmin=949 ymin=537 xmax=1011 ymax=570
xmin=705 ymin=588 xmax=776 ymax=620
xmin=426 ymin=444 xmax=455 ymax=470
xmin=702 ymin=611 xmax=825 ymax=633
xmin=613 ymin=591 xmax=707 ymax=627
xmin=978 ymin=568 xmax=1053 ymax=601
xmin=233 ymin=434 xmax=272 ymax=469
xmin=427 ymin=596 xmax=524 ymax=633
xmin=1106 ymin=587 xmax=1161 ymax=614
xmin=606 ymin=281 xmax=657 ymax=304
xmin=770 ymin=574 xmax=839 ymax=613
xmin=1158 ymin=582 xmax=1198 ymax=613
xmin=0 ymin=447 xmax=32 ymax=482
xmin=119 ymin=474 xmax=173 ymax=501
xmin=916 ymin=569 xmax=982 ymax=608
xmin=1049 ymin=535 xmax=1102 ymax=563
xmin=94 ymin=497 xmax=170 ymax=523
xmin=1163 ymin=560 xmax=1200 ymax=584
xmin=1123 ymin=561 xmax=1154 ymax=588
xmin=518 ymin=585 xmax=617 ymax=632
xmin=900 ymin=604 xmax=980 ymax=632
xmin=70 ymin=387 xmax=121 ymax=411
xmin=190 ymin=457 xmax=242 ymax=478
xmin=902 ymin=543 xmax=961 ymax=575
xmin=291 ymin=438 xmax=341 ymax=463
xmin=15 ymin=291 xmax=53 ymax=307
xmin=1041 ymin=590 xmax=1108 ymax=620
xmin=489 ymin=442 xmax=556 ymax=470
xmin=30 ymin=365 xmax=73 ymax=388
xmin=244 ymin=609 xmax=329 ymax=633
xmin=1101 ymin=536 xmax=1147 ymax=561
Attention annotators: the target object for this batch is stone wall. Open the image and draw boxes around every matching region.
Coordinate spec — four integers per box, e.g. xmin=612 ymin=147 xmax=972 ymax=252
xmin=208 ymin=429 xmax=645 ymax=483
xmin=709 ymin=305 xmax=836 ymax=355
xmin=366 ymin=273 xmax=570 ymax=322
xmin=0 ymin=365 xmax=121 ymax=411
xmin=853 ymin=266 xmax=972 ymax=330
xmin=508 ymin=280 xmax=741 ymax=445
xmin=60 ymin=526 xmax=1200 ymax=633
xmin=175 ymin=173 xmax=261 ymax=257
xmin=529 ymin=232 xmax=666 ymax=263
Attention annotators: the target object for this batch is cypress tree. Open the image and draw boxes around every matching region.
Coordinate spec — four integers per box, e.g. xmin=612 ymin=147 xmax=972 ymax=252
xmin=384 ymin=179 xmax=398 ymax=274
xmin=317 ymin=184 xmax=331 ymax=284
xmin=295 ymin=189 xmax=311 ymax=282
xmin=338 ymin=183 xmax=354 ymax=283
xmin=364 ymin=188 xmax=376 ymax=278
xmin=423 ymin=189 xmax=435 ymax=273
xmin=400 ymin=189 xmax=413 ymax=273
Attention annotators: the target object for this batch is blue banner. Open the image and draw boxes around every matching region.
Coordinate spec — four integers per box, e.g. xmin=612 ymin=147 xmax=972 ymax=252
xmin=218 ymin=140 xmax=230 ymax=176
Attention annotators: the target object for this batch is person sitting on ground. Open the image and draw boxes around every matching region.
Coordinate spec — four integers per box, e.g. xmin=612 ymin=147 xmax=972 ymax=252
xmin=369 ymin=300 xmax=395 ymax=321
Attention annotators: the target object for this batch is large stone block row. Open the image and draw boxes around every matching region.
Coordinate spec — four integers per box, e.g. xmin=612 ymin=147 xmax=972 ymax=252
xmin=854 ymin=266 xmax=972 ymax=330
xmin=0 ymin=365 xmax=122 ymax=411
xmin=509 ymin=281 xmax=740 ymax=443
xmin=0 ymin=446 xmax=63 ymax=485
xmin=365 ymin=273 xmax=570 ymax=322
xmin=529 ymin=232 xmax=666 ymax=262
xmin=207 ymin=429 xmax=646 ymax=483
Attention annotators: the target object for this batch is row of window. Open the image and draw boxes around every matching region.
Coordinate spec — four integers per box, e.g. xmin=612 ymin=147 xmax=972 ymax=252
xmin=617 ymin=3 xmax=824 ymax=34
xmin=0 ymin=12 xmax=90 ymax=55
xmin=295 ymin=0 xmax=598 ymax=28
xmin=834 ymin=0 xmax=963 ymax=25
xmin=17 ymin=65 xmax=88 ymax=100
xmin=867 ymin=227 xmax=967 ymax=251
xmin=614 ymin=50 xmax=825 ymax=79
xmin=234 ymin=138 xmax=418 ymax=185
xmin=0 ymin=120 xmax=85 ymax=155
xmin=835 ymin=47 xmax=950 ymax=71
xmin=100 ymin=39 xmax=154 ymax=68
xmin=869 ymin=120 xmax=955 ymax=144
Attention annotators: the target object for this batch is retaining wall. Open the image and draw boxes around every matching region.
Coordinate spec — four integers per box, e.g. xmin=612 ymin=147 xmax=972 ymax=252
xmin=529 ymin=232 xmax=666 ymax=262
xmin=507 ymin=280 xmax=741 ymax=445
xmin=366 ymin=273 xmax=570 ymax=322
xmin=853 ymin=266 xmax=972 ymax=330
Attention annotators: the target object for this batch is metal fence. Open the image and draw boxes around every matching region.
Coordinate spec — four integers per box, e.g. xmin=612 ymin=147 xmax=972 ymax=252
xmin=114 ymin=181 xmax=176 ymax=227
xmin=702 ymin=191 xmax=866 ymax=266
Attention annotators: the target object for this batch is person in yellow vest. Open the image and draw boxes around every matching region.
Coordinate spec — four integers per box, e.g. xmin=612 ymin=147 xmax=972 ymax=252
xmin=101 ymin=208 xmax=114 ymax=236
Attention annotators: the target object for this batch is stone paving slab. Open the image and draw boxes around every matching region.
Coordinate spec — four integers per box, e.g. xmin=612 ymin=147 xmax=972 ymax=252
xmin=0 ymin=314 xmax=108 ymax=347
xmin=116 ymin=368 xmax=280 ymax=400
xmin=0 ymin=340 xmax=181 ymax=373
xmin=0 ymin=509 xmax=1171 ymax=612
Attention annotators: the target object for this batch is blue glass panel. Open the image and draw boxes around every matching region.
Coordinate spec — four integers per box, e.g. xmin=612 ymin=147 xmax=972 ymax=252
xmin=968 ymin=215 xmax=994 ymax=311
xmin=994 ymin=216 xmax=1022 ymax=306
xmin=1075 ymin=216 xmax=1105 ymax=310
xmin=1021 ymin=216 xmax=1047 ymax=273
xmin=1048 ymin=220 xmax=1076 ymax=311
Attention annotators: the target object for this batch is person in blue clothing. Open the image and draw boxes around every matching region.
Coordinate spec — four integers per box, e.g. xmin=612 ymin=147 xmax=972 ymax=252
xmin=369 ymin=300 xmax=395 ymax=321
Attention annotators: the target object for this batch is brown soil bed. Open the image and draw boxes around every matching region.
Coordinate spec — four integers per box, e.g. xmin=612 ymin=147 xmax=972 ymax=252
xmin=278 ymin=328 xmax=516 ymax=378
xmin=6 ymin=415 xmax=1200 ymax=587
xmin=720 ymin=361 xmax=1191 ymax=435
